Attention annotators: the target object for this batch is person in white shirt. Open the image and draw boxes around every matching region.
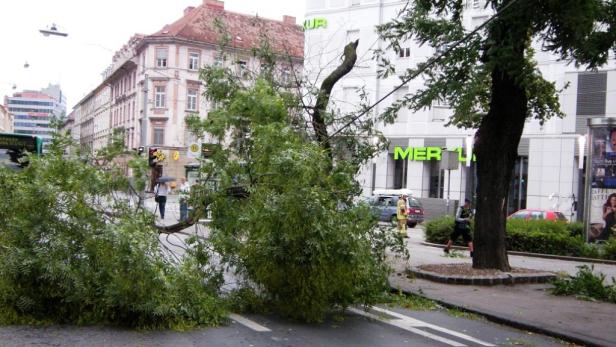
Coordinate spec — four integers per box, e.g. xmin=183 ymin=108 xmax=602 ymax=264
xmin=178 ymin=178 xmax=190 ymax=222
xmin=154 ymin=181 xmax=169 ymax=219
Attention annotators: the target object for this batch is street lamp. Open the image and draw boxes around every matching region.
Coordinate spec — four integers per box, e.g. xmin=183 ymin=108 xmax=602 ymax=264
xmin=39 ymin=23 xmax=68 ymax=37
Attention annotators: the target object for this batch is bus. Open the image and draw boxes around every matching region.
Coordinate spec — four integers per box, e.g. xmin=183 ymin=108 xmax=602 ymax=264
xmin=0 ymin=132 xmax=44 ymax=169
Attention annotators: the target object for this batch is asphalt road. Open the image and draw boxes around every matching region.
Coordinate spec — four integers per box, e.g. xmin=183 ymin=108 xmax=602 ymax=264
xmin=0 ymin=305 xmax=568 ymax=347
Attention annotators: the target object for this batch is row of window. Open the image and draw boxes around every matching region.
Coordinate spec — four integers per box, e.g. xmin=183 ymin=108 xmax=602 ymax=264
xmin=8 ymin=107 xmax=53 ymax=113
xmin=153 ymin=86 xmax=199 ymax=111
xmin=14 ymin=122 xmax=49 ymax=128
xmin=156 ymin=48 xmax=203 ymax=70
xmin=8 ymin=100 xmax=54 ymax=106
xmin=15 ymin=115 xmax=50 ymax=120
xmin=111 ymin=70 xmax=137 ymax=99
xmin=15 ymin=129 xmax=53 ymax=135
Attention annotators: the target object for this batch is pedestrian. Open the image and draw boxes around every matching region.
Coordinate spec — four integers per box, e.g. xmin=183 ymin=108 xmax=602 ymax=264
xmin=178 ymin=177 xmax=190 ymax=222
xmin=444 ymin=198 xmax=474 ymax=257
xmin=154 ymin=181 xmax=169 ymax=220
xmin=397 ymin=194 xmax=408 ymax=237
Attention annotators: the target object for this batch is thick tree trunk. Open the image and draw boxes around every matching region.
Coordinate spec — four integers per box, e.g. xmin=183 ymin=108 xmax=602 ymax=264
xmin=473 ymin=3 xmax=529 ymax=271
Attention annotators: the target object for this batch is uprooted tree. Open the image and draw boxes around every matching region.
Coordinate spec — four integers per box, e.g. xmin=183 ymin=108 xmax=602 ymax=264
xmin=184 ymin=35 xmax=406 ymax=322
xmin=376 ymin=0 xmax=616 ymax=271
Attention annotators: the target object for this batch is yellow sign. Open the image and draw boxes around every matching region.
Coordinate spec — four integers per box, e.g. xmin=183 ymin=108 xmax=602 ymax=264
xmin=172 ymin=150 xmax=180 ymax=161
xmin=189 ymin=144 xmax=199 ymax=152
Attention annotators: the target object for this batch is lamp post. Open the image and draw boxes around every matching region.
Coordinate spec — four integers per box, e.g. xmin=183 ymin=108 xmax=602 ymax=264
xmin=370 ymin=136 xmax=379 ymax=195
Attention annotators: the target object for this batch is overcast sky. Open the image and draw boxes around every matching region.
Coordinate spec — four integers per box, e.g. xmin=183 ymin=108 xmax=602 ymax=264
xmin=0 ymin=0 xmax=306 ymax=110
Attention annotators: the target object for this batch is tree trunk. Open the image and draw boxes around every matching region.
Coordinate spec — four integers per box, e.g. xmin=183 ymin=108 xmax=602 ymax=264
xmin=473 ymin=4 xmax=529 ymax=271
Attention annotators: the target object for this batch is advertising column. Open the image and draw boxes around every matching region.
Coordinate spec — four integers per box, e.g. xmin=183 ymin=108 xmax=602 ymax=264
xmin=586 ymin=118 xmax=616 ymax=242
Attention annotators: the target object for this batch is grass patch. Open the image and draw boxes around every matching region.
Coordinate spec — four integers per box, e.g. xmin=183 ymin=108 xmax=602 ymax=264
xmin=383 ymin=291 xmax=481 ymax=320
xmin=550 ymin=265 xmax=616 ymax=303
xmin=443 ymin=249 xmax=466 ymax=258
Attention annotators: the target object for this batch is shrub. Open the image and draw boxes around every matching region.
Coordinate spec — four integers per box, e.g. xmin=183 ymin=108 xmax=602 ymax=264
xmin=424 ymin=216 xmax=457 ymax=245
xmin=506 ymin=220 xmax=586 ymax=256
xmin=424 ymin=216 xmax=616 ymax=260
xmin=551 ymin=265 xmax=616 ymax=303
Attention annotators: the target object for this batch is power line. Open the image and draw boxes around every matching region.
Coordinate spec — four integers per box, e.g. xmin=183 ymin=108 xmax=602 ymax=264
xmin=327 ymin=0 xmax=522 ymax=140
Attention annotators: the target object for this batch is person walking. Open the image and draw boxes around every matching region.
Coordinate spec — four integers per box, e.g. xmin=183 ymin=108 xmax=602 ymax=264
xmin=154 ymin=181 xmax=169 ymax=220
xmin=178 ymin=177 xmax=190 ymax=222
xmin=397 ymin=194 xmax=408 ymax=237
xmin=444 ymin=198 xmax=474 ymax=257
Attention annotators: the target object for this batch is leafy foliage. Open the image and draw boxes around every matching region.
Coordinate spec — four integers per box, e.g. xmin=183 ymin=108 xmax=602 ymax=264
xmin=551 ymin=265 xmax=616 ymax=304
xmin=187 ymin=52 xmax=406 ymax=322
xmin=0 ymin=136 xmax=225 ymax=328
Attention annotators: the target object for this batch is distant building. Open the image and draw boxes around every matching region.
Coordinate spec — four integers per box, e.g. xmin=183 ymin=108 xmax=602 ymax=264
xmin=73 ymin=0 xmax=304 ymax=179
xmin=0 ymin=105 xmax=12 ymax=132
xmin=4 ymin=84 xmax=67 ymax=148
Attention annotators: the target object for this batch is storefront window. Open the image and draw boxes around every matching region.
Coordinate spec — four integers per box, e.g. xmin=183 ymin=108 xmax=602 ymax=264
xmin=429 ymin=160 xmax=444 ymax=198
xmin=507 ymin=156 xmax=528 ymax=214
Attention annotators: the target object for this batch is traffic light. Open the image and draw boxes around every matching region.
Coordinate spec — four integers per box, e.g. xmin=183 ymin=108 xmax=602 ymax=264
xmin=138 ymin=146 xmax=144 ymax=155
xmin=148 ymin=147 xmax=158 ymax=167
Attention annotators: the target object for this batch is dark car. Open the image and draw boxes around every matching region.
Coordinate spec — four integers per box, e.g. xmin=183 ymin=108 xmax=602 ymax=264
xmin=365 ymin=195 xmax=425 ymax=228
xmin=508 ymin=209 xmax=568 ymax=222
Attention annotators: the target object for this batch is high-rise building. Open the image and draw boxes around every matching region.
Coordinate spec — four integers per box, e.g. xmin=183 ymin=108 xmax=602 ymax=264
xmin=4 ymin=84 xmax=67 ymax=148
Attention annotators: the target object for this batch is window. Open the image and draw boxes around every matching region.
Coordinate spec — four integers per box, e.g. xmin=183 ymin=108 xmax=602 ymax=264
xmin=189 ymin=52 xmax=200 ymax=70
xmin=214 ymin=54 xmax=223 ymax=67
xmin=398 ymin=47 xmax=411 ymax=58
xmin=187 ymin=88 xmax=198 ymax=111
xmin=471 ymin=0 xmax=481 ymax=8
xmin=153 ymin=128 xmax=165 ymax=145
xmin=156 ymin=48 xmax=168 ymax=68
xmin=155 ymin=86 xmax=166 ymax=108
xmin=346 ymin=29 xmax=360 ymax=43
xmin=237 ymin=60 xmax=248 ymax=79
xmin=429 ymin=160 xmax=445 ymax=198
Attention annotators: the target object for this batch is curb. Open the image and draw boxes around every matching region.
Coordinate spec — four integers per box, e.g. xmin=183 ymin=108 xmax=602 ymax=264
xmin=409 ymin=267 xmax=556 ymax=286
xmin=421 ymin=241 xmax=616 ymax=265
xmin=389 ymin=284 xmax=607 ymax=347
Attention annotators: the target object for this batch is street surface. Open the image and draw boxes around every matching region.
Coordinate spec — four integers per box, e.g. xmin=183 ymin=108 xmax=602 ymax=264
xmin=0 ymin=304 xmax=568 ymax=347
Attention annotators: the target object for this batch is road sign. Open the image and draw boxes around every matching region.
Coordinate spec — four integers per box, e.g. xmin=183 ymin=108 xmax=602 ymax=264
xmin=187 ymin=143 xmax=200 ymax=158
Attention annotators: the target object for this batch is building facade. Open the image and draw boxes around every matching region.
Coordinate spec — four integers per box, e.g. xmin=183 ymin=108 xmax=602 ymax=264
xmin=0 ymin=105 xmax=12 ymax=133
xmin=73 ymin=0 xmax=304 ymax=180
xmin=4 ymin=84 xmax=67 ymax=148
xmin=304 ymin=0 xmax=616 ymax=220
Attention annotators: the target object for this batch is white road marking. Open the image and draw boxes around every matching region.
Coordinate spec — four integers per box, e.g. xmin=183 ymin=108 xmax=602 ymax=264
xmin=229 ymin=313 xmax=271 ymax=332
xmin=349 ymin=306 xmax=496 ymax=347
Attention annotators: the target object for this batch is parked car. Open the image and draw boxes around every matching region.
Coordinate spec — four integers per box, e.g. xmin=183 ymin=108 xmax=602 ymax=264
xmin=365 ymin=194 xmax=425 ymax=227
xmin=508 ymin=209 xmax=568 ymax=222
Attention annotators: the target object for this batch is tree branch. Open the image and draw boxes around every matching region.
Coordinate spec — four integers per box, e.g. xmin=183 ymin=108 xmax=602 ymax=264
xmin=312 ymin=39 xmax=359 ymax=164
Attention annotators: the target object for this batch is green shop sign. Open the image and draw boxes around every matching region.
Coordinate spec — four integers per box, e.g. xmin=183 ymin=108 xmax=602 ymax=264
xmin=393 ymin=146 xmax=476 ymax=162
xmin=304 ymin=18 xmax=328 ymax=30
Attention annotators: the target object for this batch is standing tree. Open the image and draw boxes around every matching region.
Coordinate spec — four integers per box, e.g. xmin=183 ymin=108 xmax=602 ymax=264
xmin=377 ymin=0 xmax=616 ymax=270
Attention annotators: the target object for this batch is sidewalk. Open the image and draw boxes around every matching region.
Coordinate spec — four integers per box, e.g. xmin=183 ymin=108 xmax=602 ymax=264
xmin=389 ymin=228 xmax=616 ymax=347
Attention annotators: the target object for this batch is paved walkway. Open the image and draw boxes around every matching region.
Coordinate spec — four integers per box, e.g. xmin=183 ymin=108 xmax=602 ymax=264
xmin=389 ymin=228 xmax=616 ymax=347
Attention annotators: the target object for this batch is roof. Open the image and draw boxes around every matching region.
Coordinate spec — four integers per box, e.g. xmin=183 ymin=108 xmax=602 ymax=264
xmin=147 ymin=0 xmax=304 ymax=59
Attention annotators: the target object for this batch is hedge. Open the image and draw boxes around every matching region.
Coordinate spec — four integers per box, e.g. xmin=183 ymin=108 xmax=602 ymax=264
xmin=425 ymin=217 xmax=616 ymax=260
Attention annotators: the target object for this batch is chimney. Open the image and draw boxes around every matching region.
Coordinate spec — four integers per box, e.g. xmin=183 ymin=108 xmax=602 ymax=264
xmin=204 ymin=0 xmax=224 ymax=10
xmin=184 ymin=6 xmax=195 ymax=15
xmin=283 ymin=15 xmax=296 ymax=25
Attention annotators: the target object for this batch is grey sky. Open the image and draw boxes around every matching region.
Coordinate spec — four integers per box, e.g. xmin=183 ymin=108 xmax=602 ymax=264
xmin=0 ymin=0 xmax=305 ymax=110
